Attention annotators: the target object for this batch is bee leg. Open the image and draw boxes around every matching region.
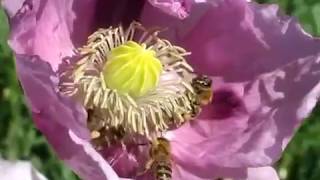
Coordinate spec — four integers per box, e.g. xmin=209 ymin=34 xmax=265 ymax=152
xmin=192 ymin=105 xmax=201 ymax=117
xmin=199 ymin=94 xmax=213 ymax=106
xmin=136 ymin=159 xmax=154 ymax=176
xmin=182 ymin=111 xmax=193 ymax=121
xmin=90 ymin=130 xmax=101 ymax=139
xmin=90 ymin=130 xmax=107 ymax=150
xmin=184 ymin=103 xmax=201 ymax=120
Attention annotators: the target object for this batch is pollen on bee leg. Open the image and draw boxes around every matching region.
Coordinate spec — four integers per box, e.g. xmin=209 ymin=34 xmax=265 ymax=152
xmin=91 ymin=130 xmax=101 ymax=139
xmin=58 ymin=21 xmax=211 ymax=148
xmin=182 ymin=113 xmax=193 ymax=121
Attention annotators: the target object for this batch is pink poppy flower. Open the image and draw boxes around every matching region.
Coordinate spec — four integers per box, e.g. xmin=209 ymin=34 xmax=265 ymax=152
xmin=2 ymin=0 xmax=320 ymax=180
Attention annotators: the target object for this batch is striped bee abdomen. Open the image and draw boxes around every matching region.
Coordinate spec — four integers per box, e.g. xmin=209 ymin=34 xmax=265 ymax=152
xmin=155 ymin=161 xmax=172 ymax=180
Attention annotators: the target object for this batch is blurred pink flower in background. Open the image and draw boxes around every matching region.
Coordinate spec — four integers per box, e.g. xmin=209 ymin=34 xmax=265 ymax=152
xmin=2 ymin=0 xmax=320 ymax=179
xmin=0 ymin=158 xmax=47 ymax=180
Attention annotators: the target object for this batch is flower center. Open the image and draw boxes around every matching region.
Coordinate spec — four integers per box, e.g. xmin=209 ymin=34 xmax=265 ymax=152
xmin=58 ymin=22 xmax=213 ymax=149
xmin=103 ymin=41 xmax=163 ymax=97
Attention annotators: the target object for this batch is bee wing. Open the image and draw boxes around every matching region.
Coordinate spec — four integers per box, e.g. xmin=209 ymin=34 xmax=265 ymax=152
xmin=171 ymin=159 xmax=183 ymax=179
xmin=172 ymin=163 xmax=208 ymax=180
xmin=108 ymin=146 xmax=128 ymax=166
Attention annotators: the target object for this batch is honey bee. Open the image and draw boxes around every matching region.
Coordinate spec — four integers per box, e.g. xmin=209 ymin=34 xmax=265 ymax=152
xmin=88 ymin=109 xmax=126 ymax=149
xmin=138 ymin=137 xmax=172 ymax=180
xmin=183 ymin=75 xmax=213 ymax=120
xmin=90 ymin=126 xmax=126 ymax=149
xmin=192 ymin=75 xmax=213 ymax=106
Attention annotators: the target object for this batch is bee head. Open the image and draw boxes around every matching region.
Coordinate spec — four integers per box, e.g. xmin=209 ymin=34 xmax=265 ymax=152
xmin=192 ymin=75 xmax=212 ymax=88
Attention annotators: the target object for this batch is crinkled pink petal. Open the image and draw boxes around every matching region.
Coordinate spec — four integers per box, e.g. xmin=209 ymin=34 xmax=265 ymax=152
xmin=1 ymin=0 xmax=25 ymax=18
xmin=173 ymin=166 xmax=279 ymax=180
xmin=171 ymin=58 xmax=320 ymax=177
xmin=147 ymin=0 xmax=193 ymax=19
xmin=15 ymin=54 xmax=88 ymax=138
xmin=244 ymin=166 xmax=279 ymax=180
xmin=173 ymin=164 xmax=247 ymax=180
xmin=173 ymin=164 xmax=279 ymax=180
xmin=93 ymin=0 xmax=146 ymax=29
xmin=142 ymin=0 xmax=320 ymax=77
xmin=101 ymin=145 xmax=141 ymax=178
xmin=4 ymin=0 xmax=96 ymax=71
xmin=15 ymin=54 xmax=119 ymax=180
xmin=142 ymin=0 xmax=320 ymax=178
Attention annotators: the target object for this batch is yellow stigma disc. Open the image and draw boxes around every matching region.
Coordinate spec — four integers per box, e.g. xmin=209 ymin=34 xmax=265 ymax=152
xmin=103 ymin=41 xmax=163 ymax=97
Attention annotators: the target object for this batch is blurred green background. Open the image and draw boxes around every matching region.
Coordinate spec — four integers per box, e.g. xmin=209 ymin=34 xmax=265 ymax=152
xmin=0 ymin=0 xmax=319 ymax=180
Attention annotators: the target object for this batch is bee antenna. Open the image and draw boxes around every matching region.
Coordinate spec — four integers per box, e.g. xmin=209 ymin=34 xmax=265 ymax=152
xmin=136 ymin=142 xmax=150 ymax=146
